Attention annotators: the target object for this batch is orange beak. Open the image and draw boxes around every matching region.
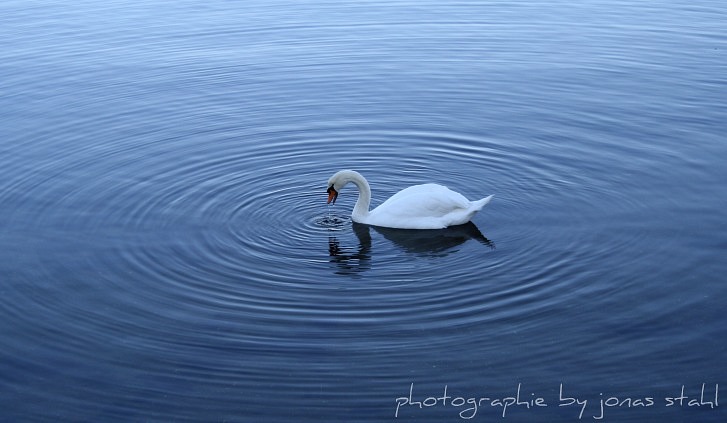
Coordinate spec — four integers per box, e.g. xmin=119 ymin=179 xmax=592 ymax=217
xmin=327 ymin=186 xmax=338 ymax=204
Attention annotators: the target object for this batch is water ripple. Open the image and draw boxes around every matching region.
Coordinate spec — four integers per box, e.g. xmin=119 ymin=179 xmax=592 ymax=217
xmin=1 ymin=125 xmax=655 ymax=345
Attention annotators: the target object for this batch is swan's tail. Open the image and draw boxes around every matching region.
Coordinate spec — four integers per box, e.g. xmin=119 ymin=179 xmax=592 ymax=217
xmin=473 ymin=194 xmax=494 ymax=210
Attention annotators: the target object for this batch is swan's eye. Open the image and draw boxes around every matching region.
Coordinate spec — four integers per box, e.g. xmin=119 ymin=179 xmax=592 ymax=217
xmin=326 ymin=186 xmax=338 ymax=204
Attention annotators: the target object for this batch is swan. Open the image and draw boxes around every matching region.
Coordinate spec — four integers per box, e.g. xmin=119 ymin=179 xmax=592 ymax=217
xmin=326 ymin=170 xmax=493 ymax=229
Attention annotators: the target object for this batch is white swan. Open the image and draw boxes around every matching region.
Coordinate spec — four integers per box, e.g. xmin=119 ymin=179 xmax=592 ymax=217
xmin=326 ymin=170 xmax=493 ymax=229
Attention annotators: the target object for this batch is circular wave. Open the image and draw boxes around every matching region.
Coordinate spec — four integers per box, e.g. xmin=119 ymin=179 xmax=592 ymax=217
xmin=1 ymin=123 xmax=653 ymax=359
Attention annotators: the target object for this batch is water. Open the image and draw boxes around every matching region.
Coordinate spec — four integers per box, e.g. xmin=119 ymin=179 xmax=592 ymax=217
xmin=1 ymin=0 xmax=726 ymax=421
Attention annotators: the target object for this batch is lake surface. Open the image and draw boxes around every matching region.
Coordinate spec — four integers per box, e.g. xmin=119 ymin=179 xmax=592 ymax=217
xmin=1 ymin=0 xmax=726 ymax=421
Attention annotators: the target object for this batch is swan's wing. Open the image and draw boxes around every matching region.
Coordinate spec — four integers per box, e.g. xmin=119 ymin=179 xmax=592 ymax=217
xmin=372 ymin=184 xmax=471 ymax=219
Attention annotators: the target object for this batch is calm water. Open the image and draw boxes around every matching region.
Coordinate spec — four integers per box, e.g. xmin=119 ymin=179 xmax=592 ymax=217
xmin=1 ymin=0 xmax=726 ymax=421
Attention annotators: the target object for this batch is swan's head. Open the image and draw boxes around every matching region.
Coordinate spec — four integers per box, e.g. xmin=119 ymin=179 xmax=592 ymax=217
xmin=326 ymin=170 xmax=364 ymax=204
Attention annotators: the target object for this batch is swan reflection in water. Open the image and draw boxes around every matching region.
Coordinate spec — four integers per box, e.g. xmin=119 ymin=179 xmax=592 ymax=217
xmin=328 ymin=222 xmax=494 ymax=274
xmin=328 ymin=223 xmax=372 ymax=275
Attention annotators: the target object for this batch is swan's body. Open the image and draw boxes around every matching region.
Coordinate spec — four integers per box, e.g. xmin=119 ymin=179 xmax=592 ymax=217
xmin=326 ymin=170 xmax=493 ymax=229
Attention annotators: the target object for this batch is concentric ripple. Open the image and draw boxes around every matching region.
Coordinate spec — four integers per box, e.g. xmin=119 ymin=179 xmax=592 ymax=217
xmin=1 ymin=123 xmax=658 ymax=344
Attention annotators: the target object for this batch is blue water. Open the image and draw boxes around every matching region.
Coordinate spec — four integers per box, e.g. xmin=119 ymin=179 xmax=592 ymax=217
xmin=1 ymin=0 xmax=726 ymax=421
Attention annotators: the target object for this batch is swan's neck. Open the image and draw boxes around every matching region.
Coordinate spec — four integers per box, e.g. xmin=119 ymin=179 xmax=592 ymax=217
xmin=347 ymin=173 xmax=371 ymax=221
